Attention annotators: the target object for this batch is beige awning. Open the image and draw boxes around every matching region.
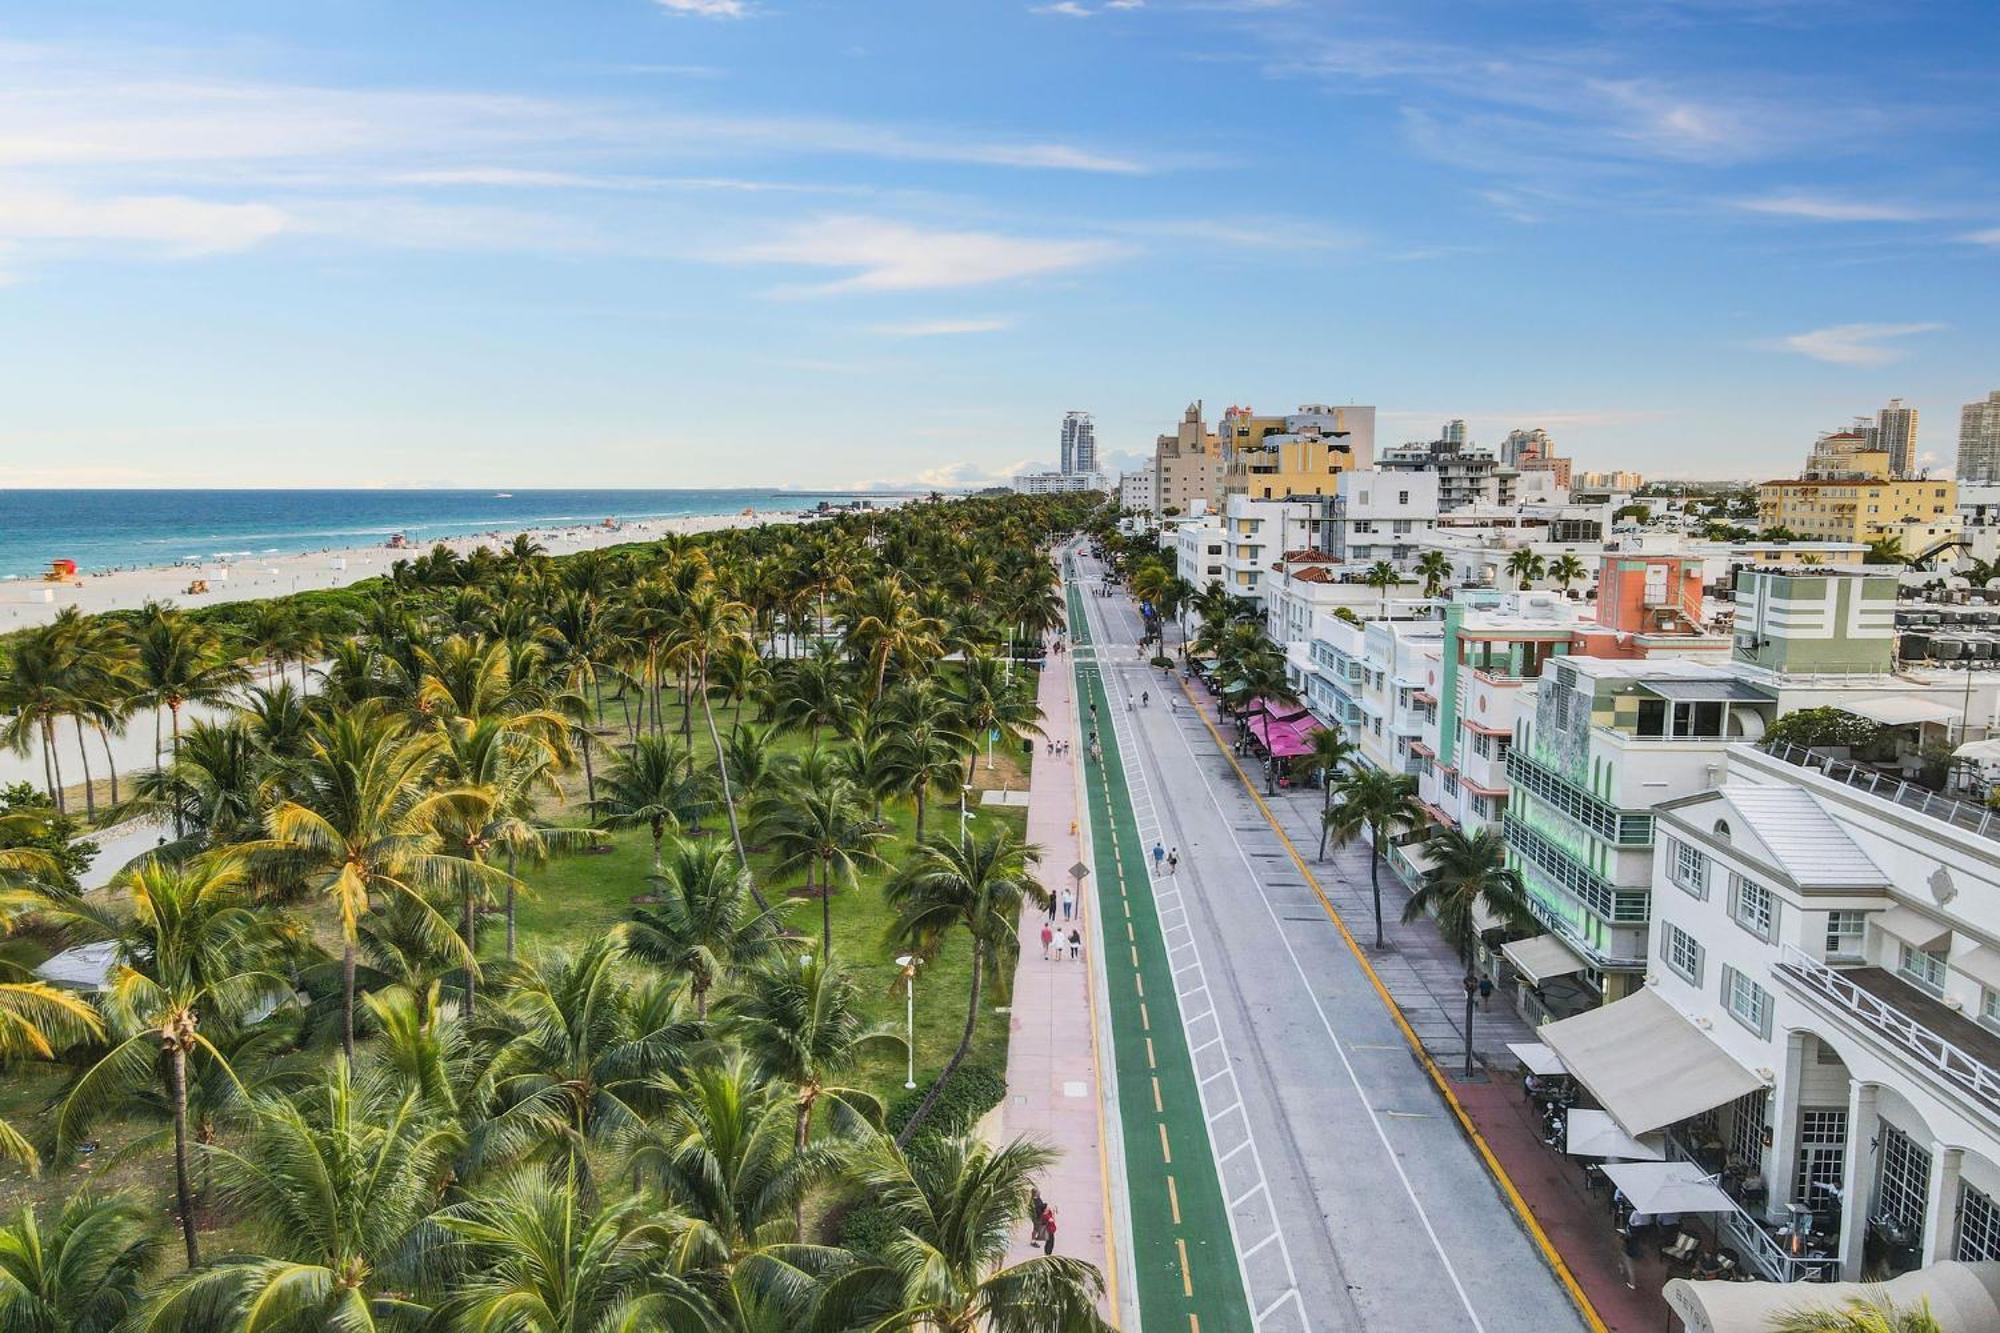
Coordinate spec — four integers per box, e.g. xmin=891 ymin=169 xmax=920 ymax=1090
xmin=1539 ymin=988 xmax=1765 ymax=1138
xmin=1875 ymin=905 xmax=1951 ymax=952
xmin=1952 ymin=942 xmax=2000 ymax=990
xmin=1840 ymin=695 xmax=1963 ymax=726
xmin=1665 ymin=1261 xmax=2000 ymax=1333
xmin=1501 ymin=934 xmax=1587 ymax=986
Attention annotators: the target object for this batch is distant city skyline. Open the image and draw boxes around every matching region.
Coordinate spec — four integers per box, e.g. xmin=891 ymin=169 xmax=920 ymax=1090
xmin=0 ymin=2 xmax=1992 ymax=490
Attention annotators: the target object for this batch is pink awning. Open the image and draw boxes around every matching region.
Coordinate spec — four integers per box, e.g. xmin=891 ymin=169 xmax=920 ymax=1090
xmin=1263 ymin=714 xmax=1325 ymax=758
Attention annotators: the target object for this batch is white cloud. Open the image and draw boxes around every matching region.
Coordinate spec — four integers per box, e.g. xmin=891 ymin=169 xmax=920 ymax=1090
xmin=655 ymin=0 xmax=748 ymax=17
xmin=1962 ymin=228 xmax=2000 ymax=247
xmin=1737 ymin=193 xmax=1928 ymax=222
xmin=726 ymin=215 xmax=1127 ymax=295
xmin=1032 ymin=2 xmax=1094 ymax=15
xmin=0 ymin=184 xmax=285 ymax=255
xmin=1106 ymin=0 xmax=1146 ymax=7
xmin=868 ymin=317 xmax=1014 ymax=336
xmin=1775 ymin=322 xmax=1943 ymax=368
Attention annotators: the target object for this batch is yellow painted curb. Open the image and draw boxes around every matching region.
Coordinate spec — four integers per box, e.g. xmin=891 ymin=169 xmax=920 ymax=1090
xmin=1179 ymin=679 xmax=1608 ymax=1333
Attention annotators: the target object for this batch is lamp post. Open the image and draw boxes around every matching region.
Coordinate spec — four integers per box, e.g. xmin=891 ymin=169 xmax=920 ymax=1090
xmin=1461 ymin=974 xmax=1480 ymax=1078
xmin=960 ymin=784 xmax=974 ymax=852
xmin=896 ymin=954 xmax=920 ymax=1090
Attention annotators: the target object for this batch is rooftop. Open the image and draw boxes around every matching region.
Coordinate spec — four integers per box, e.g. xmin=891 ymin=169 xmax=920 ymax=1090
xmin=1668 ymin=784 xmax=1887 ymax=888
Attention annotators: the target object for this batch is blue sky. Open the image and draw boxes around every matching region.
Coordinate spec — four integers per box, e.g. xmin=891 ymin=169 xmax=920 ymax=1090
xmin=0 ymin=0 xmax=1993 ymax=488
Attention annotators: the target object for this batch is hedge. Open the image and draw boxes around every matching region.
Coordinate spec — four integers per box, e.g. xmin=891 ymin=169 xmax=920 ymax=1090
xmin=885 ymin=1062 xmax=1006 ymax=1143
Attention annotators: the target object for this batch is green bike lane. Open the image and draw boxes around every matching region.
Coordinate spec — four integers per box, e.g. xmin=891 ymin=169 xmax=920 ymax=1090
xmin=1066 ymin=571 xmax=1251 ymax=1333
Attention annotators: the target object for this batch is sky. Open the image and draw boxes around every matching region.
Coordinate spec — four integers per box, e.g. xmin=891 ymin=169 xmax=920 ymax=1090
xmin=0 ymin=0 xmax=1994 ymax=490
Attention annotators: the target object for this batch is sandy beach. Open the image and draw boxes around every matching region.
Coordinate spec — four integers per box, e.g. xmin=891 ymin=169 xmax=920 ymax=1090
xmin=0 ymin=509 xmax=814 ymax=631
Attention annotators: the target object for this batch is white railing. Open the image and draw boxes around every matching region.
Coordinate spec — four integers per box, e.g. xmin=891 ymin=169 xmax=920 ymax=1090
xmin=1662 ymin=1134 xmax=1836 ymax=1282
xmin=1778 ymin=945 xmax=2000 ymax=1117
xmin=1762 ymin=741 xmax=2000 ymax=843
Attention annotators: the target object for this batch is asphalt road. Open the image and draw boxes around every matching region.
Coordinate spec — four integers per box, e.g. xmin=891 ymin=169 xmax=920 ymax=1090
xmin=1071 ymin=552 xmax=1588 ymax=1333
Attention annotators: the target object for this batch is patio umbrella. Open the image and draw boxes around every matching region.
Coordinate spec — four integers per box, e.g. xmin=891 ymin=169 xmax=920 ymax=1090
xmin=1506 ymin=1041 xmax=1567 ymax=1077
xmin=1602 ymin=1161 xmax=1736 ymax=1215
xmin=1565 ymin=1108 xmax=1666 ymax=1161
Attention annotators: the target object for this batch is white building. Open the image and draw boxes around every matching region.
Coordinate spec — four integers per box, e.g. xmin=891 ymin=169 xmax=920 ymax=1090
xmin=1011 ymin=470 xmax=1108 ymax=495
xmin=1321 ymin=469 xmax=1440 ymax=567
xmin=1060 ymin=410 xmax=1096 ymax=475
xmin=1119 ymin=469 xmax=1156 ymax=514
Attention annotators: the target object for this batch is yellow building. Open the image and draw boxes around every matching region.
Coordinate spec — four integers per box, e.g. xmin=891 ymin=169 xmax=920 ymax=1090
xmin=1219 ymin=404 xmax=1371 ymax=500
xmin=1758 ymin=449 xmax=1958 ymax=548
xmin=1153 ymin=401 xmax=1224 ymax=516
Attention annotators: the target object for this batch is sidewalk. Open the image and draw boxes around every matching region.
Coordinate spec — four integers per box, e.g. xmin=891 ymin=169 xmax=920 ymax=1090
xmin=999 ymin=618 xmax=1114 ymax=1312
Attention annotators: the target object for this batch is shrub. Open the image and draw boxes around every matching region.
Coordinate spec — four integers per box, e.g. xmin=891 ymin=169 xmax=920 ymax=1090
xmin=1150 ymin=654 xmax=1174 ymax=670
xmin=837 ymin=1198 xmax=902 ymax=1258
xmin=886 ymin=1063 xmax=1006 ymax=1142
xmin=1765 ymin=706 xmax=1884 ymax=752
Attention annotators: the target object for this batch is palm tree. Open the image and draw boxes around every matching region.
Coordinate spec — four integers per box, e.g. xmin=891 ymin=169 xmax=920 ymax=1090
xmin=476 ymin=933 xmax=697 ymax=1189
xmin=131 ymin=608 xmax=250 ymax=766
xmin=726 ymin=957 xmax=901 ymax=1222
xmin=1401 ymin=827 xmax=1535 ymax=967
xmin=1504 ymin=548 xmax=1546 ymax=589
xmin=1307 ymin=727 xmax=1358 ymax=859
xmin=841 ymin=577 xmax=944 ymax=703
xmin=949 ymin=653 xmax=1043 ymax=777
xmin=675 ymin=586 xmax=762 ymax=891
xmin=260 ymin=702 xmax=473 ymax=1059
xmin=0 ymin=1193 xmax=159 ymax=1333
xmin=53 ymin=857 xmax=296 ymax=1267
xmin=0 ymin=980 xmax=103 ymax=1171
xmin=1361 ymin=560 xmax=1403 ymax=617
xmin=847 ymin=1131 xmax=1110 ymax=1332
xmin=754 ymin=776 xmax=888 ymax=958
xmin=1322 ymin=767 xmax=1427 ymax=950
xmin=122 ymin=718 xmax=270 ymax=853
xmin=626 ymin=838 xmax=780 ymax=1019
xmin=590 ymin=735 xmax=715 ymax=877
xmin=427 ymin=1168 xmax=715 ymax=1332
xmin=1547 ymin=553 xmax=1588 ymax=597
xmin=1770 ymin=1293 xmax=1942 ymax=1332
xmin=884 ymin=682 xmax=974 ymax=843
xmin=143 ymin=1058 xmax=460 ymax=1331
xmin=884 ymin=830 xmax=1043 ymax=1147
xmin=1865 ymin=535 xmax=1907 ymax=566
xmin=1415 ymin=550 xmax=1452 ymax=599
xmin=773 ymin=643 xmax=854 ymax=744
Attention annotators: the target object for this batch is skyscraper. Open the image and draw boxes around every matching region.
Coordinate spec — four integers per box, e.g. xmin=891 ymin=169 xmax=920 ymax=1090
xmin=1963 ymin=392 xmax=2000 ymax=484
xmin=1060 ymin=411 xmax=1096 ymax=475
xmin=1441 ymin=418 xmax=1468 ymax=449
xmin=1876 ymin=397 xmax=1919 ymax=477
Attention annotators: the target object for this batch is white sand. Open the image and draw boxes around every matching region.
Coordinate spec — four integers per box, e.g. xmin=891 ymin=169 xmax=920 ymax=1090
xmin=0 ymin=510 xmax=812 ymax=631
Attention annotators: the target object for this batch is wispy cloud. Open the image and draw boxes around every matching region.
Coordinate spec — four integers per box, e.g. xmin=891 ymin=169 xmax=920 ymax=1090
xmin=1963 ymin=228 xmax=2000 ymax=247
xmin=1032 ymin=1 xmax=1093 ymax=14
xmin=727 ymin=215 xmax=1127 ymax=295
xmin=1737 ymin=193 xmax=1930 ymax=222
xmin=1774 ymin=322 xmax=1944 ymax=367
xmin=868 ymin=316 xmax=1015 ymax=336
xmin=0 ymin=184 xmax=286 ymax=256
xmin=655 ymin=0 xmax=749 ymax=17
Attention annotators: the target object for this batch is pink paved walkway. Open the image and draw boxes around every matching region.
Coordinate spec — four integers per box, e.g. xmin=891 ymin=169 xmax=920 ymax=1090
xmin=999 ymin=595 xmax=1117 ymax=1315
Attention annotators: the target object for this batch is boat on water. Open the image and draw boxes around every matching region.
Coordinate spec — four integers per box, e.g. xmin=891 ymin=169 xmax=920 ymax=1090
xmin=494 ymin=492 xmax=513 ymax=498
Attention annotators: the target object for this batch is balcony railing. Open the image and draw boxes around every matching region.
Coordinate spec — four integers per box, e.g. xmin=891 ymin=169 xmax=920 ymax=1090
xmin=1761 ymin=742 xmax=2000 ymax=844
xmin=1662 ymin=1135 xmax=1836 ymax=1283
xmin=1504 ymin=813 xmax=1652 ymax=924
xmin=1777 ymin=945 xmax=2000 ymax=1118
xmin=1506 ymin=749 xmax=1655 ymax=846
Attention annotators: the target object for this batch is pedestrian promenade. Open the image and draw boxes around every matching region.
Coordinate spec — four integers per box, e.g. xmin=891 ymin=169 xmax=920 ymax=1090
xmin=998 ymin=605 xmax=1115 ymax=1314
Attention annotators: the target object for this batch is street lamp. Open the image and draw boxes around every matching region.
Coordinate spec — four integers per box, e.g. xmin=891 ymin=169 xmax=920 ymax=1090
xmin=1461 ymin=974 xmax=1480 ymax=1078
xmin=896 ymin=954 xmax=921 ymax=1090
xmin=960 ymin=784 xmax=974 ymax=852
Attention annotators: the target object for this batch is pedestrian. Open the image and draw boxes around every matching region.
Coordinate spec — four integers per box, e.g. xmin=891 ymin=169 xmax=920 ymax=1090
xmin=1042 ymin=1205 xmax=1058 ymax=1256
xmin=1068 ymin=928 xmax=1081 ymax=961
xmin=1618 ymin=1223 xmax=1642 ymax=1289
xmin=1152 ymin=841 xmax=1164 ymax=870
xmin=1029 ymin=1189 xmax=1047 ymax=1244
xmin=1127 ymin=696 xmax=1134 ymax=711
xmin=1168 ymin=848 xmax=1179 ymax=876
xmin=1142 ymin=690 xmax=1149 ymax=707
xmin=1061 ymin=888 xmax=1075 ymax=920
xmin=1091 ymin=741 xmax=1102 ymax=763
xmin=1040 ymin=921 xmax=1054 ymax=960
xmin=1168 ymin=695 xmax=1177 ymax=713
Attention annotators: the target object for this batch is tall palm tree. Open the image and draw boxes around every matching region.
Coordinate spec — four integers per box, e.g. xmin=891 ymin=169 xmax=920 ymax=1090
xmin=1361 ymin=560 xmax=1403 ymax=618
xmin=1547 ymin=553 xmax=1588 ymax=597
xmin=1770 ymin=1294 xmax=1942 ymax=1333
xmin=948 ymin=653 xmax=1043 ymax=777
xmin=626 ymin=838 xmax=780 ymax=1019
xmin=726 ymin=957 xmax=901 ymax=1227
xmin=1415 ymin=550 xmax=1452 ymax=599
xmin=0 ymin=979 xmax=104 ymax=1172
xmin=260 ymin=702 xmax=473 ymax=1059
xmin=840 ymin=578 xmax=944 ymax=704
xmin=884 ymin=682 xmax=974 ymax=843
xmin=122 ymin=718 xmax=271 ymax=853
xmin=773 ymin=643 xmax=854 ymax=744
xmin=427 ymin=1168 xmax=715 ymax=1332
xmin=1307 ymin=727 xmax=1358 ymax=859
xmin=131 ymin=608 xmax=250 ymax=766
xmin=476 ymin=933 xmax=697 ymax=1189
xmin=674 ymin=586 xmax=761 ymax=889
xmin=846 ymin=1132 xmax=1110 ymax=1332
xmin=143 ymin=1058 xmax=460 ymax=1331
xmin=1323 ymin=767 xmax=1428 ymax=950
xmin=53 ymin=857 xmax=297 ymax=1267
xmin=589 ymin=735 xmax=715 ymax=877
xmin=1401 ymin=827 xmax=1535 ymax=967
xmin=754 ymin=776 xmax=888 ymax=958
xmin=885 ymin=830 xmax=1043 ymax=1147
xmin=1504 ymin=548 xmax=1547 ymax=589
xmin=0 ymin=1193 xmax=159 ymax=1333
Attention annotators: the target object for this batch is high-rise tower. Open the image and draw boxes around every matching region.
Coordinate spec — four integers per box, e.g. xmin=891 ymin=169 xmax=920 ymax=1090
xmin=1060 ymin=410 xmax=1096 ymax=475
xmin=1960 ymin=391 xmax=2000 ymax=484
xmin=1876 ymin=398 xmax=1919 ymax=477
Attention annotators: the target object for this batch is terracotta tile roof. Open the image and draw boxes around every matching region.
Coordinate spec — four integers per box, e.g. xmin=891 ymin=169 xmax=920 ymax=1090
xmin=1280 ymin=548 xmax=1338 ymax=563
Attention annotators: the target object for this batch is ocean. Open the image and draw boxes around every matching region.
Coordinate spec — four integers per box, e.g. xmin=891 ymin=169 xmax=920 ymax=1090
xmin=0 ymin=488 xmax=895 ymax=579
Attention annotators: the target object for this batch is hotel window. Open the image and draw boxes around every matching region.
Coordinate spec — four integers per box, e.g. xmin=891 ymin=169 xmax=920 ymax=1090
xmin=1876 ymin=1125 xmax=1932 ymax=1235
xmin=1669 ymin=838 xmax=1708 ymax=899
xmin=1825 ymin=911 xmax=1866 ymax=959
xmin=1722 ymin=965 xmax=1772 ymax=1038
xmin=1898 ymin=943 xmax=1947 ymax=995
xmin=1730 ymin=875 xmax=1776 ymax=942
xmin=1470 ymin=795 xmax=1492 ymax=819
xmin=1442 ymin=770 xmax=1459 ymax=797
xmin=1794 ymin=1109 xmax=1847 ymax=1206
xmin=1472 ymin=732 xmax=1493 ymax=759
xmin=1662 ymin=922 xmax=1704 ymax=985
xmin=1960 ymin=1185 xmax=2000 ymax=1263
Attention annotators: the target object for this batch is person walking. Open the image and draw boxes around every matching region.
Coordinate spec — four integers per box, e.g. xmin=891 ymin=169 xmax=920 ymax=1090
xmin=1168 ymin=848 xmax=1179 ymax=876
xmin=1040 ymin=921 xmax=1054 ymax=960
xmin=1042 ymin=1205 xmax=1058 ymax=1256
xmin=1067 ymin=927 xmax=1081 ymax=961
xmin=1060 ymin=888 xmax=1074 ymax=921
xmin=1152 ymin=841 xmax=1165 ymax=872
xmin=1029 ymin=1190 xmax=1048 ymax=1245
xmin=1142 ymin=690 xmax=1149 ymax=707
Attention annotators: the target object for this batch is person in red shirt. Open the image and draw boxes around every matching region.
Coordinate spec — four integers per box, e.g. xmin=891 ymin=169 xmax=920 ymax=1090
xmin=1041 ymin=1204 xmax=1057 ymax=1256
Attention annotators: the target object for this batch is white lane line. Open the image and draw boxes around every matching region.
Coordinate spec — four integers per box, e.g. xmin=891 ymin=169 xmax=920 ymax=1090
xmin=1230 ymin=1181 xmax=1269 ymax=1210
xmin=1208 ymin=1100 xmax=1244 ymax=1124
xmin=1243 ymin=1230 xmax=1284 ymax=1260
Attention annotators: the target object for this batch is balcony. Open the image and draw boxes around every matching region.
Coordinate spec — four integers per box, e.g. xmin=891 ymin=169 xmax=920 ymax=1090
xmin=1776 ymin=945 xmax=2000 ymax=1124
xmin=1503 ymin=813 xmax=1651 ymax=925
xmin=1507 ymin=749 xmax=1655 ymax=846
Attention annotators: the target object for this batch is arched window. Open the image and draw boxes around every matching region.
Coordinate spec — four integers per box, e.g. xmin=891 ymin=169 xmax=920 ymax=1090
xmin=1712 ymin=819 xmax=1732 ymax=842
